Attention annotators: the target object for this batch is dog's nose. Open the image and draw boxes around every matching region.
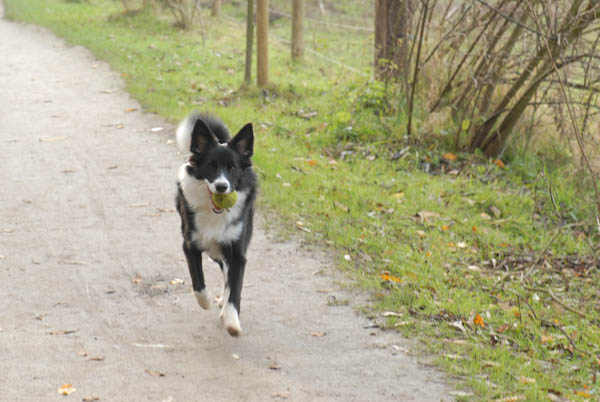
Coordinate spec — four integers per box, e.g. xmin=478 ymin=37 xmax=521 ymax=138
xmin=215 ymin=183 xmax=229 ymax=193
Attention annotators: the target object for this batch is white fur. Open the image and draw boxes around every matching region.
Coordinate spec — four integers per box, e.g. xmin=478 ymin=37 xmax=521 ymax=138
xmin=194 ymin=289 xmax=211 ymax=310
xmin=176 ymin=115 xmax=195 ymax=153
xmin=178 ymin=165 xmax=246 ymax=260
xmin=205 ymin=173 xmax=231 ymax=194
xmin=221 ymin=302 xmax=241 ymax=336
xmin=215 ymin=263 xmax=229 ymax=308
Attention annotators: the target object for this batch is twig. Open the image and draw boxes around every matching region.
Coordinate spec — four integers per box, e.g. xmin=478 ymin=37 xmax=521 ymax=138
xmin=525 ymin=0 xmax=600 ymax=233
xmin=474 ymin=0 xmax=554 ymax=39
xmin=407 ymin=0 xmax=429 ymax=137
xmin=526 ymin=286 xmax=588 ymax=320
xmin=541 ymin=319 xmax=591 ymax=356
xmin=521 ymin=230 xmax=560 ymax=282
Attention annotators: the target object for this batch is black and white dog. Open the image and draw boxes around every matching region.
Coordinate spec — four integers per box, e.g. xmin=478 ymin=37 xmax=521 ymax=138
xmin=175 ymin=112 xmax=256 ymax=337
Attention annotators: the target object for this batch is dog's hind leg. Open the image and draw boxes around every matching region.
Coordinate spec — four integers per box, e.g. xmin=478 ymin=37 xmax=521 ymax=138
xmin=215 ymin=260 xmax=227 ymax=308
xmin=182 ymin=242 xmax=210 ymax=309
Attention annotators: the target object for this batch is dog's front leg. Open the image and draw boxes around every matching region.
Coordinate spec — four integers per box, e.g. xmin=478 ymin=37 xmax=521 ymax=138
xmin=182 ymin=241 xmax=210 ymax=309
xmin=219 ymin=244 xmax=246 ymax=337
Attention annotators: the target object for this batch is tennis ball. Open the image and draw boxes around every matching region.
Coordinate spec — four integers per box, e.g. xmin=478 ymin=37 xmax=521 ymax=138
xmin=212 ymin=191 xmax=238 ymax=210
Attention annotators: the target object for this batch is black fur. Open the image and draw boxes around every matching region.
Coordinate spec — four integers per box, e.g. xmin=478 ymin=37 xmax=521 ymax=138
xmin=175 ymin=113 xmax=256 ymax=336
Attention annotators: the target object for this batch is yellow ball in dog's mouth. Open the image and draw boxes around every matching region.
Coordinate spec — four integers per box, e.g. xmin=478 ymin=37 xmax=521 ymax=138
xmin=211 ymin=191 xmax=238 ymax=210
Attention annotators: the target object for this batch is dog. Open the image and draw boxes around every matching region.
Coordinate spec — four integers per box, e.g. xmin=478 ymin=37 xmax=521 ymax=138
xmin=175 ymin=112 xmax=256 ymax=337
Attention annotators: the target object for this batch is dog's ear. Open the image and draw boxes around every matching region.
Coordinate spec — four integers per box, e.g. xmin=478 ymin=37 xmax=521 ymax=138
xmin=230 ymin=123 xmax=254 ymax=158
xmin=190 ymin=119 xmax=217 ymax=154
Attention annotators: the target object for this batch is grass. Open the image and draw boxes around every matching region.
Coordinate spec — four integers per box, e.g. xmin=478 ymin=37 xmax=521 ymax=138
xmin=5 ymin=1 xmax=600 ymax=400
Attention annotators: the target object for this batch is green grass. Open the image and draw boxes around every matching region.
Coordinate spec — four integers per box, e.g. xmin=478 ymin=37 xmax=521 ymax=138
xmin=5 ymin=1 xmax=600 ymax=400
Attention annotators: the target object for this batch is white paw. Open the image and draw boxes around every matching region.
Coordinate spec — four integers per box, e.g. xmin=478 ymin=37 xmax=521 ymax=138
xmin=194 ymin=290 xmax=211 ymax=310
xmin=221 ymin=303 xmax=241 ymax=337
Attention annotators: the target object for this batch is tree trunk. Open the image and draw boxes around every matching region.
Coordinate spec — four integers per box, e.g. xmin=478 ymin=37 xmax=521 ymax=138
xmin=256 ymin=0 xmax=269 ymax=87
xmin=374 ymin=0 xmax=410 ymax=81
xmin=211 ymin=0 xmax=221 ymax=17
xmin=244 ymin=0 xmax=254 ymax=83
xmin=292 ymin=0 xmax=304 ymax=61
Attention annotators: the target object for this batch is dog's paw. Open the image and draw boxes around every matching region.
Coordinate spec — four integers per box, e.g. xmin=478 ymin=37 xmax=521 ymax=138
xmin=221 ymin=303 xmax=241 ymax=337
xmin=194 ymin=290 xmax=211 ymax=310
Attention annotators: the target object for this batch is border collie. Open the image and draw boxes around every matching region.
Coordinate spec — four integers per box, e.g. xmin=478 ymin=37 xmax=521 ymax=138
xmin=175 ymin=112 xmax=256 ymax=337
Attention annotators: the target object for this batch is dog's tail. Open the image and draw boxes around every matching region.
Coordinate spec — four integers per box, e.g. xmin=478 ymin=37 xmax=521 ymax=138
xmin=175 ymin=114 xmax=195 ymax=154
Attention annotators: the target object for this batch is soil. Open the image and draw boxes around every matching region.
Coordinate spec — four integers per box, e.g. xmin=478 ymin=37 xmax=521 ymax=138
xmin=0 ymin=5 xmax=452 ymax=401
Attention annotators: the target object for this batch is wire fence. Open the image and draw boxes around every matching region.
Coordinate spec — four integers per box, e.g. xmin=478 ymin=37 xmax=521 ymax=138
xmin=221 ymin=0 xmax=375 ymax=76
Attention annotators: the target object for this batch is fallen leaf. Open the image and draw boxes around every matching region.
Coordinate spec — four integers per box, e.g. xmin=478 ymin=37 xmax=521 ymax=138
xmin=334 ymin=200 xmax=349 ymax=212
xmin=381 ymin=311 xmax=402 ymax=317
xmin=392 ymin=192 xmax=404 ymax=200
xmin=457 ymin=241 xmax=467 ymax=248
xmin=310 ymin=331 xmax=326 ymax=337
xmin=49 ymin=329 xmax=78 ymax=335
xmin=480 ymin=212 xmax=491 ymax=220
xmin=57 ymin=384 xmax=76 ymax=395
xmin=150 ymin=127 xmax=163 ymax=132
xmin=417 ymin=210 xmax=440 ymax=222
xmin=482 ymin=360 xmax=501 ymax=368
xmin=145 ymin=369 xmax=165 ymax=377
xmin=443 ymin=152 xmax=457 ymax=162
xmin=306 ymin=159 xmax=317 ymax=167
xmin=115 ymin=124 xmax=125 ymax=129
xmin=169 ymin=278 xmax=184 ymax=285
xmin=125 ymin=107 xmax=138 ymax=113
xmin=416 ymin=230 xmax=426 ymax=238
xmin=519 ymin=376 xmax=536 ymax=384
xmin=473 ymin=313 xmax=485 ymax=328
xmin=380 ymin=273 xmax=402 ymax=283
xmin=132 ymin=275 xmax=142 ymax=284
xmin=541 ymin=334 xmax=554 ymax=344
xmin=82 ymin=396 xmax=100 ymax=402
xmin=441 ymin=225 xmax=450 ymax=231
xmin=232 ymin=354 xmax=240 ymax=360
xmin=496 ymin=324 xmax=510 ymax=333
xmin=489 ymin=206 xmax=502 ymax=218
xmin=268 ymin=361 xmax=282 ymax=370
xmin=89 ymin=356 xmax=105 ymax=361
xmin=77 ymin=348 xmax=88 ymax=357
xmin=494 ymin=396 xmax=526 ymax=402
xmin=39 ymin=136 xmax=67 ymax=142
xmin=494 ymin=159 xmax=505 ymax=168
xmin=450 ymin=320 xmax=467 ymax=333
xmin=271 ymin=391 xmax=290 ymax=399
xmin=574 ymin=391 xmax=591 ymax=398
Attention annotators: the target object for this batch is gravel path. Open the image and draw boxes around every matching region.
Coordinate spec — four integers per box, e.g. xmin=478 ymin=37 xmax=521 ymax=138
xmin=0 ymin=5 xmax=452 ymax=401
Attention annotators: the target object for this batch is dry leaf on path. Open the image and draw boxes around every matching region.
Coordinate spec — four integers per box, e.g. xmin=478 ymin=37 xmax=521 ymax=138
xmin=89 ymin=356 xmax=105 ymax=361
xmin=310 ymin=331 xmax=326 ymax=337
xmin=57 ymin=384 xmax=76 ymax=395
xmin=145 ymin=369 xmax=165 ymax=377
xmin=39 ymin=136 xmax=66 ymax=142
xmin=49 ymin=329 xmax=78 ymax=335
xmin=271 ymin=391 xmax=290 ymax=399
xmin=82 ymin=396 xmax=100 ymax=402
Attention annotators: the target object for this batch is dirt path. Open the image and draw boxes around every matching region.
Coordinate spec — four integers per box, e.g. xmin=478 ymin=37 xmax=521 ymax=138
xmin=0 ymin=5 xmax=452 ymax=402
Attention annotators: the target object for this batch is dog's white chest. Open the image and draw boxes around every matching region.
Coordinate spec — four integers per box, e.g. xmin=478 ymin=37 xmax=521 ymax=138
xmin=178 ymin=165 xmax=246 ymax=259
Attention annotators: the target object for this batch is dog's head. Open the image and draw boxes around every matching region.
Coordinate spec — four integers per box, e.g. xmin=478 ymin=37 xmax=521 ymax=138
xmin=186 ymin=118 xmax=254 ymax=195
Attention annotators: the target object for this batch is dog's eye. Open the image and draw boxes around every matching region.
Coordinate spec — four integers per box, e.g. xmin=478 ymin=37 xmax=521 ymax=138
xmin=227 ymin=164 xmax=235 ymax=172
xmin=209 ymin=161 xmax=218 ymax=170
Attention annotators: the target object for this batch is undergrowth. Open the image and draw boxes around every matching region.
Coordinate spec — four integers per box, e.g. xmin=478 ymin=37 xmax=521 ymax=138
xmin=5 ymin=1 xmax=599 ymax=400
